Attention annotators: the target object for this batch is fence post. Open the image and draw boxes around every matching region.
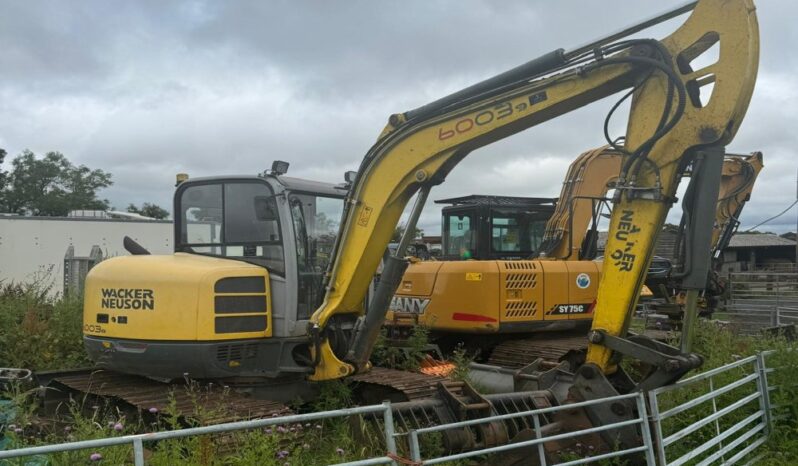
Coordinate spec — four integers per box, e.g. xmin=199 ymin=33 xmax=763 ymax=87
xmin=409 ymin=430 xmax=422 ymax=463
xmin=133 ymin=438 xmax=145 ymax=466
xmin=756 ymin=352 xmax=773 ymax=434
xmin=634 ymin=393 xmax=657 ymax=466
xmin=532 ymin=412 xmax=548 ymax=466
xmin=646 ymin=391 xmax=668 ymax=466
xmin=708 ymin=377 xmax=725 ymax=463
xmin=382 ymin=401 xmax=398 ymax=466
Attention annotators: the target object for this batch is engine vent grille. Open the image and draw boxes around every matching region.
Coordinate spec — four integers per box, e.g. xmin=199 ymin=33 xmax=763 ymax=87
xmin=503 ymin=261 xmax=537 ymax=270
xmin=504 ymin=300 xmax=537 ymax=318
xmin=216 ymin=343 xmax=259 ymax=363
xmin=505 ymin=273 xmax=537 ymax=289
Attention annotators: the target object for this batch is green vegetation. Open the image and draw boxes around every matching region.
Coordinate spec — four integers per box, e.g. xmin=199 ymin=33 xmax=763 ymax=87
xmin=0 ymin=147 xmax=168 ymax=218
xmin=0 ymin=286 xmax=796 ymax=464
xmin=0 ymin=150 xmax=112 ymax=216
xmin=1 ymin=382 xmax=381 ymax=466
xmin=0 ymin=283 xmax=90 ymax=370
xmin=126 ymin=203 xmax=170 ymax=220
xmin=371 ymin=325 xmax=432 ymax=371
xmin=651 ymin=320 xmax=798 ymax=464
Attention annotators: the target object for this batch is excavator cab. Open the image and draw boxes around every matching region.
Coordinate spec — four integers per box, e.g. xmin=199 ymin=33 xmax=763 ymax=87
xmin=83 ymin=168 xmax=350 ymax=385
xmin=438 ymin=195 xmax=557 ymax=261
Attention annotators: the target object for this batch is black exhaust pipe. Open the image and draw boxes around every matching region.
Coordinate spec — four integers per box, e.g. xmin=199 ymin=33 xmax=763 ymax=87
xmin=123 ymin=236 xmax=150 ymax=255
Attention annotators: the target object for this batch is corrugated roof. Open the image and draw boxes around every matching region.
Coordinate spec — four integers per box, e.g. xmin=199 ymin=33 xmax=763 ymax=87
xmin=727 ymin=234 xmax=796 ymax=248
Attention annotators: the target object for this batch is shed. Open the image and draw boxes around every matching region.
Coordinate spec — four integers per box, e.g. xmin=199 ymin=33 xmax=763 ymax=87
xmin=720 ymin=233 xmax=796 ymax=273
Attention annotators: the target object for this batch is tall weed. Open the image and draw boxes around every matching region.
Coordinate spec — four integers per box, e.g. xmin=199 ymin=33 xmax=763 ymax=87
xmin=0 ymin=283 xmax=89 ymax=370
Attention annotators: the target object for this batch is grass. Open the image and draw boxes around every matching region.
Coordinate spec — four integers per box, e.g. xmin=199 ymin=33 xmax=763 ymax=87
xmin=1 ymin=284 xmax=796 ymax=465
xmin=0 ymin=282 xmax=90 ymax=370
xmin=0 ymin=382 xmax=384 ymax=466
xmin=647 ymin=319 xmax=798 ymax=464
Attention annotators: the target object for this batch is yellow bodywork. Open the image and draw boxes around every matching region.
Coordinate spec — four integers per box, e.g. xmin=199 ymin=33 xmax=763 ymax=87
xmin=587 ymin=0 xmax=758 ymax=370
xmin=541 ymin=146 xmax=623 ymax=260
xmin=388 ymin=260 xmax=600 ymax=332
xmin=713 ymin=152 xmax=764 ymax=247
xmin=84 ymin=253 xmax=271 ymax=342
xmin=310 ymin=0 xmax=758 ymax=380
xmin=386 ymin=151 xmax=753 ymax=339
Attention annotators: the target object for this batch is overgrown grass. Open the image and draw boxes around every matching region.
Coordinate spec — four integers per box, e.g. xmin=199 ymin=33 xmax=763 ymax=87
xmin=1 ymin=284 xmax=796 ymax=464
xmin=650 ymin=320 xmax=798 ymax=464
xmin=371 ymin=324 xmax=434 ymax=371
xmin=0 ymin=283 xmax=90 ymax=370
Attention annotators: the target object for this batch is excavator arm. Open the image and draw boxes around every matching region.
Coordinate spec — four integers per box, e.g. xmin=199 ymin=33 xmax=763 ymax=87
xmin=537 ymin=146 xmax=623 ymax=260
xmin=713 ymin=152 xmax=764 ymax=258
xmin=309 ymin=0 xmax=758 ymax=384
xmin=538 ymin=149 xmax=762 ymax=268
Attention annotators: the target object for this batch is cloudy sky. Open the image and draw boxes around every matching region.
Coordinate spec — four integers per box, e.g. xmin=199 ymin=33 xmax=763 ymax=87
xmin=1 ymin=1 xmax=796 ymax=235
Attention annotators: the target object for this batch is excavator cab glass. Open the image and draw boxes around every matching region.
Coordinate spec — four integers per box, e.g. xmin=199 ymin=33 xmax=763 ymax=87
xmin=289 ymin=193 xmax=344 ymax=319
xmin=176 ymin=179 xmax=286 ymax=274
xmin=439 ymin=195 xmax=557 ymax=260
xmin=444 ymin=213 xmax=475 ymax=259
xmin=490 ymin=208 xmax=549 ymax=255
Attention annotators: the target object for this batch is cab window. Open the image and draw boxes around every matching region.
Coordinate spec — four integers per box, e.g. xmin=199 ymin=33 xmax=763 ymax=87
xmin=289 ymin=193 xmax=344 ymax=319
xmin=177 ymin=181 xmax=285 ymax=274
xmin=445 ymin=213 xmax=475 ymax=258
xmin=491 ymin=209 xmax=547 ymax=254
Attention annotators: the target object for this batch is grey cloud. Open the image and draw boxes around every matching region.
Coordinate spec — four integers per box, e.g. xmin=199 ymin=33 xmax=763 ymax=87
xmin=1 ymin=0 xmax=796 ymax=236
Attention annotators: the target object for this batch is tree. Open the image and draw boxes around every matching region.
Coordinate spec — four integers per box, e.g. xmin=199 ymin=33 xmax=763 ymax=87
xmin=127 ymin=202 xmax=170 ymax=220
xmin=0 ymin=150 xmax=113 ymax=216
xmin=392 ymin=223 xmax=424 ymax=242
xmin=0 ymin=148 xmax=7 ymax=193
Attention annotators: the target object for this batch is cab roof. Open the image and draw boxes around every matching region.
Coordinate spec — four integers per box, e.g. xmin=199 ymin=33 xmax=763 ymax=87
xmin=180 ymin=174 xmax=349 ymax=198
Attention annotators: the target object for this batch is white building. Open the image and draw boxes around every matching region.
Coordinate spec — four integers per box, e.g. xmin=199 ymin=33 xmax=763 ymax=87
xmin=0 ymin=214 xmax=173 ymax=295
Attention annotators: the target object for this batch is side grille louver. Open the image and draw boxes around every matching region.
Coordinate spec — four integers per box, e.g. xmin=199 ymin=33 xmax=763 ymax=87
xmin=213 ymin=276 xmax=269 ymax=334
xmin=216 ymin=343 xmax=259 ymax=362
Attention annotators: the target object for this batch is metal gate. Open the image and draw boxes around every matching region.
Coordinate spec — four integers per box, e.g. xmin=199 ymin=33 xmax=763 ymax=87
xmin=727 ymin=272 xmax=798 ymax=333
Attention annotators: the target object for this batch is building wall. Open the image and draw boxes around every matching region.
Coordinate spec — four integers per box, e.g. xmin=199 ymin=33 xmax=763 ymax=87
xmin=0 ymin=217 xmax=173 ymax=294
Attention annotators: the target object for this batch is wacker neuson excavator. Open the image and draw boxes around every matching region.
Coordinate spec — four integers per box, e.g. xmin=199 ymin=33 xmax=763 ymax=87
xmin=78 ymin=0 xmax=758 ymax=459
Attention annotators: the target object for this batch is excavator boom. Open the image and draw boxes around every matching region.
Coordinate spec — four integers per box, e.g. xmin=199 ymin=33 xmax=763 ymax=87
xmin=538 ymin=146 xmax=622 ymax=260
xmin=309 ymin=0 xmax=759 ymax=384
xmin=713 ymin=152 xmax=764 ymax=258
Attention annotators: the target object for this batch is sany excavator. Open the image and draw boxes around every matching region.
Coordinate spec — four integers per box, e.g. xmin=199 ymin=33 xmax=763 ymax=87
xmin=81 ymin=0 xmax=758 ymax=456
xmin=384 ymin=146 xmax=623 ymax=365
xmin=385 ymin=149 xmax=763 ymax=370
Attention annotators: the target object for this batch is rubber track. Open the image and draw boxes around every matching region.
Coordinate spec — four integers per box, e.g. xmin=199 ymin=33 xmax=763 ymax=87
xmin=487 ymin=335 xmax=588 ymax=369
xmin=350 ymin=367 xmax=444 ymax=400
xmin=52 ymin=370 xmax=291 ymax=424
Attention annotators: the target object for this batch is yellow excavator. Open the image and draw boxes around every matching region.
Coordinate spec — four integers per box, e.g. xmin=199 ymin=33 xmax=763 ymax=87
xmin=386 ymin=147 xmax=621 ymax=333
xmin=385 ymin=149 xmax=762 ymax=367
xmin=81 ymin=0 xmax=758 ymax=453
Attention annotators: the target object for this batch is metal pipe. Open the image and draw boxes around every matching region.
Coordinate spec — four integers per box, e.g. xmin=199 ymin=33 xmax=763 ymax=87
xmin=564 ymin=1 xmax=697 ymax=60
xmin=680 ymin=289 xmax=700 ymax=353
xmin=421 ymin=419 xmax=648 ymax=465
xmin=403 ymin=50 xmax=566 ymax=121
xmin=649 ymin=354 xmax=759 ymax=395
xmin=414 ymin=392 xmax=642 ymax=435
xmin=396 ymin=187 xmax=431 ymax=256
xmin=382 ymin=402 xmax=398 ymax=466
xmin=0 ymin=403 xmax=390 ymax=460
